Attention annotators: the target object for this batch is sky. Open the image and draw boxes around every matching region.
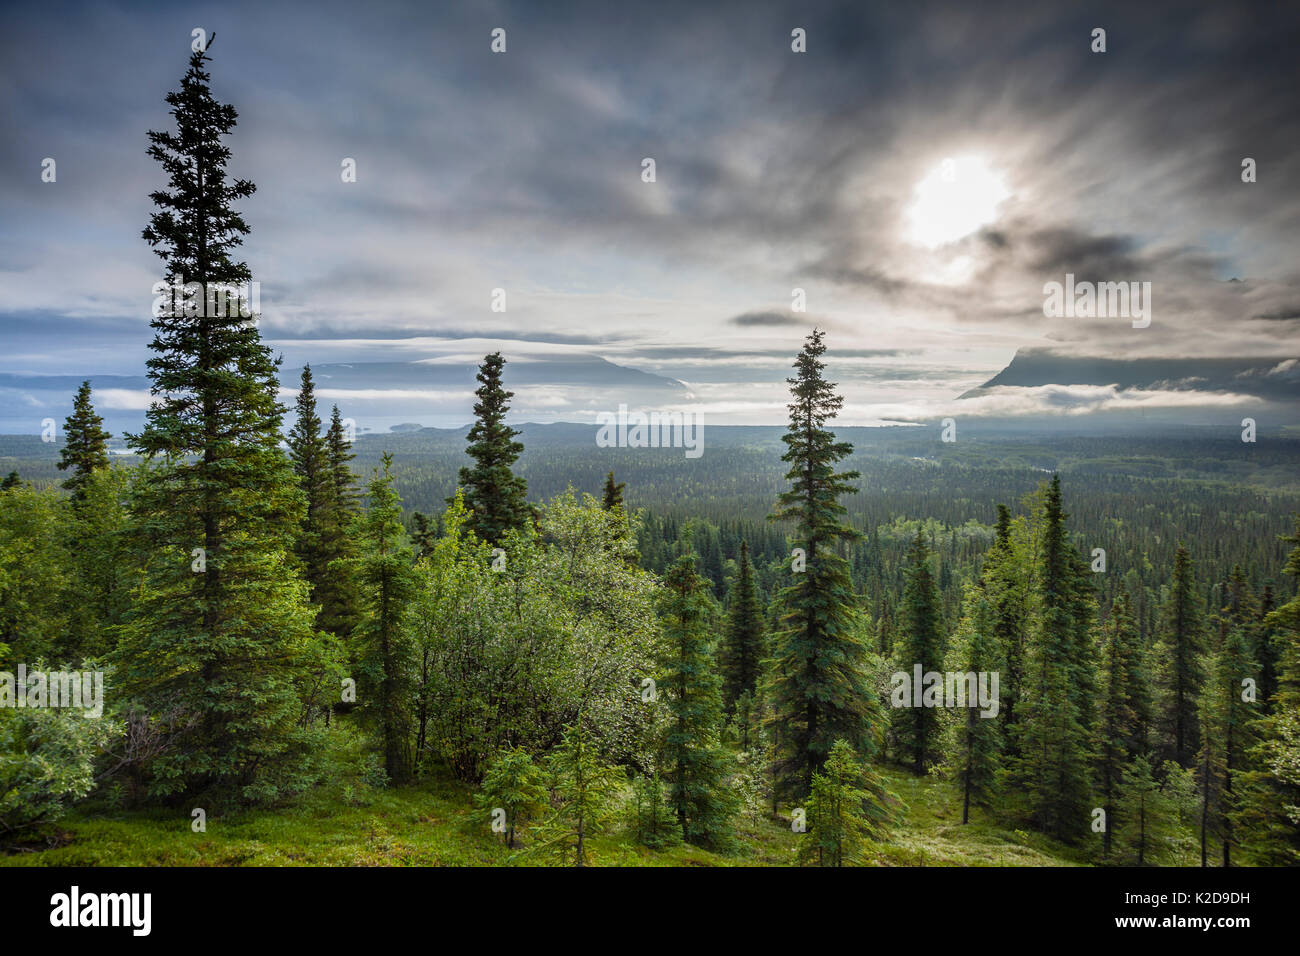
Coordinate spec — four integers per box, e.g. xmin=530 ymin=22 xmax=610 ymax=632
xmin=2 ymin=0 xmax=1298 ymax=431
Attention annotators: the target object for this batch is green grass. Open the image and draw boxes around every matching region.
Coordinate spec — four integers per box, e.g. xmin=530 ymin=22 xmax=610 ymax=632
xmin=868 ymin=769 xmax=1087 ymax=866
xmin=1 ymin=730 xmax=1113 ymax=867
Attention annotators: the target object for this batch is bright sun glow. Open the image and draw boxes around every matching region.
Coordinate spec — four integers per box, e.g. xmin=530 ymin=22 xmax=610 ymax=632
xmin=906 ymin=156 xmax=1010 ymax=248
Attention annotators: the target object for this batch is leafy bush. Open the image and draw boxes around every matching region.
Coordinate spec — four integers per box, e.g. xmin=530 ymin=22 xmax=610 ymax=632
xmin=0 ymin=706 xmax=117 ymax=844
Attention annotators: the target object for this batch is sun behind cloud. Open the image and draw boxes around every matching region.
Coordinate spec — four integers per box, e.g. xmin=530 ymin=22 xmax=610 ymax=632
xmin=905 ymin=155 xmax=1010 ymax=249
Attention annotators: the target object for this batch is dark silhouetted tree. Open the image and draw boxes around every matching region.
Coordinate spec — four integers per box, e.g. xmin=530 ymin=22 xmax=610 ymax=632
xmin=454 ymin=352 xmax=529 ymax=544
xmin=58 ymin=381 xmax=111 ymax=502
xmin=601 ymin=470 xmax=626 ymax=511
xmin=896 ymin=529 xmax=944 ymax=773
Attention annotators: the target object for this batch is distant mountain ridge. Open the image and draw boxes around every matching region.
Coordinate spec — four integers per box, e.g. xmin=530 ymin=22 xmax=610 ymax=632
xmin=961 ymin=348 xmax=1300 ymax=403
xmin=0 ymin=354 xmax=690 ymax=434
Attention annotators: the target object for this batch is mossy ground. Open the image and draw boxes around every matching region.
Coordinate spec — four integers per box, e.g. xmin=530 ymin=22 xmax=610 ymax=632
xmin=1 ymin=727 xmax=1164 ymax=867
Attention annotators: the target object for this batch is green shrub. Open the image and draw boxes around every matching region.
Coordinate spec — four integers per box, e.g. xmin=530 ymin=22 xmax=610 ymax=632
xmin=0 ymin=706 xmax=117 ymax=844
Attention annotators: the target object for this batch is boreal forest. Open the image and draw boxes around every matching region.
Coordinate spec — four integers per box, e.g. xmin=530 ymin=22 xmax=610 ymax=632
xmin=2 ymin=35 xmax=1298 ymax=877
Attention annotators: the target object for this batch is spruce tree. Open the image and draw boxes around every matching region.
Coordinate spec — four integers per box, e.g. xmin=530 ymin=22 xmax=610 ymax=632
xmin=1113 ymin=754 xmax=1177 ymax=866
xmin=1220 ymin=565 xmax=1261 ymax=641
xmin=317 ymin=405 xmax=361 ymax=641
xmin=115 ymin=43 xmax=321 ymax=801
xmin=630 ymin=769 xmax=683 ymax=849
xmin=326 ymin=405 xmax=357 ymax=510
xmin=1196 ymin=628 xmax=1257 ymax=866
xmin=942 ymin=589 xmax=1002 ymax=824
xmin=719 ymin=540 xmax=765 ymax=713
xmin=1010 ymin=476 xmax=1092 ymax=841
xmin=350 ymin=453 xmax=419 ymax=783
xmin=768 ymin=329 xmax=880 ymax=798
xmin=58 ymin=383 xmax=129 ymax=661
xmin=658 ymin=548 xmax=739 ymax=849
xmin=1154 ymin=543 xmax=1207 ymax=767
xmin=474 ymin=745 xmax=547 ymax=849
xmin=454 ymin=352 xmax=529 ymax=544
xmin=1095 ymin=589 xmax=1151 ymax=856
xmin=528 ymin=720 xmax=623 ymax=867
xmin=287 ymin=366 xmax=331 ymax=609
xmin=896 ymin=529 xmax=945 ymax=773
xmin=1256 ymin=580 xmax=1279 ymax=711
xmin=601 ymin=470 xmax=626 ymax=511
xmin=798 ymin=739 xmax=899 ymax=866
xmin=57 ymin=381 xmax=111 ymax=502
xmin=1066 ymin=546 xmax=1100 ymax=737
xmin=983 ymin=504 xmax=1028 ymax=754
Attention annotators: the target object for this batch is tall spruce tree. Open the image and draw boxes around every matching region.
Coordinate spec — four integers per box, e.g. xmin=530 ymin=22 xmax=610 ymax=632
xmin=115 ymin=43 xmax=321 ymax=800
xmin=1010 ymin=476 xmax=1093 ymax=841
xmin=1095 ymin=589 xmax=1151 ymax=856
xmin=1196 ymin=628 xmax=1257 ymax=866
xmin=454 ymin=352 xmax=529 ymax=544
xmin=1066 ymin=546 xmax=1100 ymax=737
xmin=896 ymin=529 xmax=945 ymax=773
xmin=287 ymin=366 xmax=331 ymax=610
xmin=350 ymin=453 xmax=419 ymax=783
xmin=1154 ymin=544 xmax=1208 ymax=768
xmin=1196 ymin=662 xmax=1225 ymax=866
xmin=767 ymin=329 xmax=880 ymax=798
xmin=317 ymin=405 xmax=361 ymax=641
xmin=658 ymin=547 xmax=739 ymax=849
xmin=720 ymin=540 xmax=765 ymax=713
xmin=57 ymin=381 xmax=111 ymax=502
xmin=983 ymin=504 xmax=1028 ymax=754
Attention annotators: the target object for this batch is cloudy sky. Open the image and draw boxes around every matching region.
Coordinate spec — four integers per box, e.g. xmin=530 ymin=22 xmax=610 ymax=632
xmin=2 ymin=0 xmax=1297 ymax=430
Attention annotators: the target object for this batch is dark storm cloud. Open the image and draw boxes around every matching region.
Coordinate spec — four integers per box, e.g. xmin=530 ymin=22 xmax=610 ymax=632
xmin=1253 ymin=307 xmax=1300 ymax=321
xmin=1023 ymin=230 xmax=1143 ymax=278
